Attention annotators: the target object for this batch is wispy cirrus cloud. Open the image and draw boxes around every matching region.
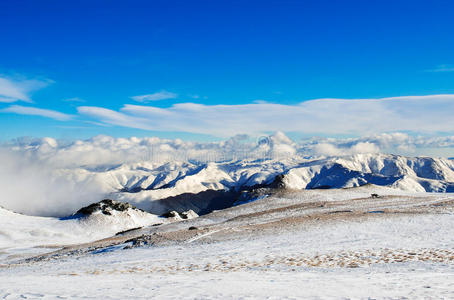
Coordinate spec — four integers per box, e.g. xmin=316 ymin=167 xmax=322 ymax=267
xmin=78 ymin=94 xmax=454 ymax=137
xmin=1 ymin=105 xmax=73 ymax=121
xmin=426 ymin=64 xmax=454 ymax=73
xmin=62 ymin=97 xmax=86 ymax=103
xmin=0 ymin=75 xmax=52 ymax=103
xmin=130 ymin=90 xmax=178 ymax=102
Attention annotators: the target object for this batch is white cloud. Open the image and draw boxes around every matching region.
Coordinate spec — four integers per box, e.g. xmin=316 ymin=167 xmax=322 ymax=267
xmin=253 ymin=99 xmax=269 ymax=104
xmin=351 ymin=142 xmax=380 ymax=154
xmin=301 ymin=132 xmax=454 ymax=157
xmin=130 ymin=90 xmax=178 ymax=102
xmin=312 ymin=143 xmax=344 ymax=156
xmin=1 ymin=105 xmax=73 ymax=121
xmin=0 ymin=147 xmax=105 ymax=216
xmin=0 ymin=76 xmax=52 ymax=103
xmin=78 ymin=94 xmax=454 ymax=137
xmin=312 ymin=142 xmax=379 ymax=156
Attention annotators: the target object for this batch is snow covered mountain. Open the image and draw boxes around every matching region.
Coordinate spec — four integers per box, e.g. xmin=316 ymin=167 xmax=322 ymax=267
xmin=47 ymin=153 xmax=454 ymax=215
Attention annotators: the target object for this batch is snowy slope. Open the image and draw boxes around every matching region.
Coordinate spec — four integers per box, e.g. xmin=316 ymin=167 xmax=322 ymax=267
xmin=0 ymin=204 xmax=162 ymax=262
xmin=2 ymin=186 xmax=454 ymax=299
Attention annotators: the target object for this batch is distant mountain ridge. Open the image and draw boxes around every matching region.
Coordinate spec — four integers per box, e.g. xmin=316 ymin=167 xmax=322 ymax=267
xmin=52 ymin=153 xmax=454 ymax=215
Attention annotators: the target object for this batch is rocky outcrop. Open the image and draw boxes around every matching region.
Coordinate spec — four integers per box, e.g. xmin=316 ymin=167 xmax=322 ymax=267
xmin=76 ymin=199 xmax=142 ymax=216
xmin=160 ymin=209 xmax=198 ymax=221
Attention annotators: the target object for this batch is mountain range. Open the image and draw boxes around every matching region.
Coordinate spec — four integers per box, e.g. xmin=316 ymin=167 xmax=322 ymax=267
xmin=53 ymin=153 xmax=454 ymax=215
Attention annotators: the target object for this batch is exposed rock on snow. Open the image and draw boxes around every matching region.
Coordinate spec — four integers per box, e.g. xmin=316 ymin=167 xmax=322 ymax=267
xmin=160 ymin=209 xmax=198 ymax=221
xmin=181 ymin=209 xmax=198 ymax=219
xmin=72 ymin=200 xmax=164 ymax=237
xmin=75 ymin=199 xmax=140 ymax=216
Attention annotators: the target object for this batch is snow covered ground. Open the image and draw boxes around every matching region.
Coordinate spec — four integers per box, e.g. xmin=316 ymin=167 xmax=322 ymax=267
xmin=0 ymin=203 xmax=162 ymax=263
xmin=1 ymin=185 xmax=454 ymax=299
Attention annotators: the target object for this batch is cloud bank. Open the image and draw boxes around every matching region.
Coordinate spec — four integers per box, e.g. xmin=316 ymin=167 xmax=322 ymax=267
xmin=79 ymin=94 xmax=454 ymax=137
xmin=0 ymin=148 xmax=104 ymax=217
xmin=5 ymin=132 xmax=454 ymax=169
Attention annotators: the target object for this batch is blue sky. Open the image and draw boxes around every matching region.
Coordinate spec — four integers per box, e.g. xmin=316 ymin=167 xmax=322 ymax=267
xmin=1 ymin=0 xmax=454 ymax=141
